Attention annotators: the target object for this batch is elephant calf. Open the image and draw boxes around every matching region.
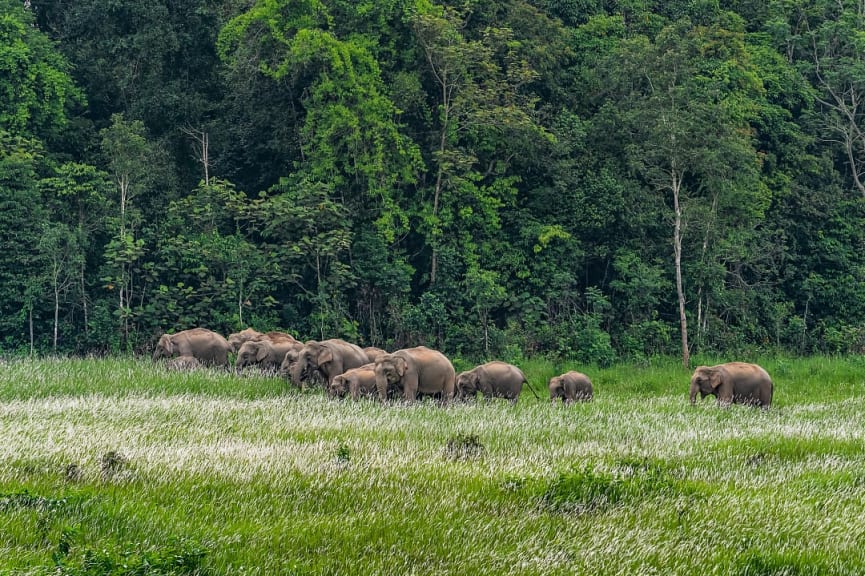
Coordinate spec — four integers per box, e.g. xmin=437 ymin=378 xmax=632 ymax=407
xmin=456 ymin=361 xmax=534 ymax=403
xmin=549 ymin=371 xmax=593 ymax=404
xmin=374 ymin=346 xmax=455 ymax=403
xmin=152 ymin=328 xmax=232 ymax=367
xmin=329 ymin=364 xmax=377 ymax=400
xmin=689 ymin=362 xmax=773 ymax=409
xmin=236 ymin=338 xmax=303 ymax=373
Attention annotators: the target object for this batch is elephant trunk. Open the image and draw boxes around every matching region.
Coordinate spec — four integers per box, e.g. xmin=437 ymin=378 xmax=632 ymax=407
xmin=375 ymin=372 xmax=389 ymax=402
xmin=290 ymin=360 xmax=307 ymax=388
xmin=689 ymin=381 xmax=699 ymax=405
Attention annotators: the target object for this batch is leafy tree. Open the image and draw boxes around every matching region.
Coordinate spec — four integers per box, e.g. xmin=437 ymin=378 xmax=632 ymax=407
xmin=0 ymin=0 xmax=82 ymax=141
xmin=597 ymin=14 xmax=768 ymax=366
xmin=768 ymin=0 xmax=865 ymax=198
xmin=0 ymin=132 xmax=49 ymax=351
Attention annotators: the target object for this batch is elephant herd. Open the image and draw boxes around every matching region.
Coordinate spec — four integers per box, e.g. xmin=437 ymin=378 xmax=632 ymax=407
xmin=152 ymin=327 xmax=774 ymax=408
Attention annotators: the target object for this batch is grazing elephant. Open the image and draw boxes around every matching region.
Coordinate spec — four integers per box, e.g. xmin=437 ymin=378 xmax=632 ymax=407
xmin=328 ymin=363 xmax=377 ymax=400
xmin=689 ymin=362 xmax=773 ymax=409
xmin=236 ymin=339 xmax=303 ymax=372
xmin=165 ymin=355 xmax=203 ymax=372
xmin=362 ymin=346 xmax=388 ymax=363
xmin=227 ymin=328 xmax=263 ymax=352
xmin=374 ymin=346 xmax=455 ymax=403
xmin=456 ymin=361 xmax=536 ymax=403
xmin=549 ymin=371 xmax=593 ymax=404
xmin=152 ymin=328 xmax=232 ymax=367
xmin=290 ymin=339 xmax=369 ymax=387
xmin=228 ymin=328 xmax=297 ymax=352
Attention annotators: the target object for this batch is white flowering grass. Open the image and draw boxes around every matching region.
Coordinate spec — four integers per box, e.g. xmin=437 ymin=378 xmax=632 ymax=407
xmin=0 ymin=356 xmax=864 ymax=574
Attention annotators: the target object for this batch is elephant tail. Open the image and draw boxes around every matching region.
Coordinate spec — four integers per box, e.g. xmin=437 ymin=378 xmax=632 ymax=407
xmin=524 ymin=379 xmax=541 ymax=400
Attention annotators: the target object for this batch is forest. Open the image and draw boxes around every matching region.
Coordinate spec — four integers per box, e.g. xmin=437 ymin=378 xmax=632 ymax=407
xmin=2 ymin=0 xmax=864 ymax=363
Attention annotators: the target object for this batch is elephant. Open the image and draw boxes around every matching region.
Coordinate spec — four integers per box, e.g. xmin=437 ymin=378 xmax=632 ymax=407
xmin=165 ymin=355 xmax=203 ymax=372
xmin=227 ymin=328 xmax=263 ymax=352
xmin=455 ymin=361 xmax=537 ymax=404
xmin=152 ymin=328 xmax=232 ymax=367
xmin=689 ymin=362 xmax=773 ymax=409
xmin=374 ymin=346 xmax=455 ymax=403
xmin=362 ymin=346 xmax=388 ymax=363
xmin=236 ymin=338 xmax=303 ymax=372
xmin=228 ymin=328 xmax=297 ymax=352
xmin=328 ymin=363 xmax=377 ymax=400
xmin=289 ymin=339 xmax=370 ymax=388
xmin=549 ymin=371 xmax=593 ymax=404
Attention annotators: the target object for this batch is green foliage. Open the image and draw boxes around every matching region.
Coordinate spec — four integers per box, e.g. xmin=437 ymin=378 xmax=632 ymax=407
xmin=0 ymin=0 xmax=82 ymax=139
xmin=4 ymin=0 xmax=865 ymax=360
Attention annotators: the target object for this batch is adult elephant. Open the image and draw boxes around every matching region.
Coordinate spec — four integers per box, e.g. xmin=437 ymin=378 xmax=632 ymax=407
xmin=549 ymin=371 xmax=593 ymax=404
xmin=362 ymin=346 xmax=388 ymax=363
xmin=455 ymin=361 xmax=537 ymax=403
xmin=328 ymin=363 xmax=377 ymax=400
xmin=374 ymin=346 xmax=455 ymax=403
xmin=152 ymin=328 xmax=232 ymax=367
xmin=228 ymin=328 xmax=296 ymax=352
xmin=236 ymin=339 xmax=303 ymax=372
xmin=689 ymin=362 xmax=773 ymax=409
xmin=290 ymin=339 xmax=369 ymax=387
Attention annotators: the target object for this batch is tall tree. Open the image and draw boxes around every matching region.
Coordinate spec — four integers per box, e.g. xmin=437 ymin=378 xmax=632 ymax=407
xmin=769 ymin=0 xmax=865 ymax=198
xmin=598 ymin=14 xmax=767 ymax=366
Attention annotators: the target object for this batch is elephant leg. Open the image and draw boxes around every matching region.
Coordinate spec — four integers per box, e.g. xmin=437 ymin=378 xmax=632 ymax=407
xmin=402 ymin=374 xmax=419 ymax=402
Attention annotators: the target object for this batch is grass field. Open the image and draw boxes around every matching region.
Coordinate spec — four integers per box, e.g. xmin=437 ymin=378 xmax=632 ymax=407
xmin=1 ymin=355 xmax=864 ymax=575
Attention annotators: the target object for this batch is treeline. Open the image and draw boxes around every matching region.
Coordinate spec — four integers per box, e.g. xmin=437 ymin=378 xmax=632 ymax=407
xmin=2 ymin=0 xmax=864 ymax=362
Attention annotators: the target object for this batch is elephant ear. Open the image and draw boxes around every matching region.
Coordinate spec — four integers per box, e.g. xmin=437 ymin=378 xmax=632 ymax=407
xmin=395 ymin=356 xmax=408 ymax=377
xmin=318 ymin=346 xmax=334 ymax=366
xmin=255 ymin=343 xmax=270 ymax=362
xmin=159 ymin=334 xmax=174 ymax=355
xmin=708 ymin=367 xmax=724 ymax=389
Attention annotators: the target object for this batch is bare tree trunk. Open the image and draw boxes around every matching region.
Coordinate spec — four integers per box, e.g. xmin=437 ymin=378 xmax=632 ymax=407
xmin=182 ymin=127 xmax=211 ymax=186
xmin=672 ymin=168 xmax=690 ymax=368
xmin=29 ymin=308 xmax=34 ymax=357
xmin=81 ymin=265 xmax=88 ymax=336
xmin=54 ymin=285 xmax=60 ymax=352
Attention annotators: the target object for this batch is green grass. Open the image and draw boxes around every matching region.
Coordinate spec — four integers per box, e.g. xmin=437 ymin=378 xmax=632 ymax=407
xmin=1 ymin=356 xmax=864 ymax=574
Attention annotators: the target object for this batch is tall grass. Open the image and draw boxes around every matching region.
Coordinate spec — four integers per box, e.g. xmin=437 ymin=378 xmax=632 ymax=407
xmin=1 ymin=356 xmax=864 ymax=574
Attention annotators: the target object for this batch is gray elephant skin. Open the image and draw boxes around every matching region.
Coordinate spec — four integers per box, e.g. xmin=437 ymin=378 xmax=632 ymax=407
xmin=374 ymin=346 xmax=455 ymax=402
xmin=236 ymin=338 xmax=303 ymax=372
xmin=329 ymin=363 xmax=377 ymax=400
xmin=456 ymin=361 xmax=531 ymax=403
xmin=290 ymin=339 xmax=370 ymax=387
xmin=228 ymin=328 xmax=296 ymax=352
xmin=152 ymin=328 xmax=232 ymax=367
xmin=549 ymin=371 xmax=593 ymax=403
xmin=362 ymin=346 xmax=388 ymax=363
xmin=689 ymin=362 xmax=773 ymax=408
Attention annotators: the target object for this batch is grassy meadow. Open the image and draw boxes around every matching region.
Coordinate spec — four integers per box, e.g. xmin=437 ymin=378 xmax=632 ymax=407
xmin=1 ymin=355 xmax=865 ymax=575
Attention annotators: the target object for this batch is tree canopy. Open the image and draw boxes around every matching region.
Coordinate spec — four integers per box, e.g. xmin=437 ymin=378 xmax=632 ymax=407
xmin=4 ymin=0 xmax=864 ymax=361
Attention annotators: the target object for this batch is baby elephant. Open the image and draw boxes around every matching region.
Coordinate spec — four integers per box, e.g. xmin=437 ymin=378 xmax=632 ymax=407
xmin=549 ymin=371 xmax=593 ymax=404
xmin=329 ymin=364 xmax=377 ymax=400
xmin=455 ymin=361 xmax=533 ymax=403
xmin=689 ymin=362 xmax=773 ymax=409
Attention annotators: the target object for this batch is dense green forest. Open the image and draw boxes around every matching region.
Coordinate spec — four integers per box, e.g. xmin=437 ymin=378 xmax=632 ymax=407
xmin=2 ymin=0 xmax=864 ymax=362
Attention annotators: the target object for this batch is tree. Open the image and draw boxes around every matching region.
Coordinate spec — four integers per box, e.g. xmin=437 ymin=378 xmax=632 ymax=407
xmin=0 ymin=132 xmax=49 ymax=350
xmin=100 ymin=114 xmax=150 ymax=349
xmin=598 ymin=15 xmax=767 ymax=366
xmin=37 ymin=223 xmax=83 ymax=351
xmin=0 ymin=0 xmax=82 ymax=141
xmin=769 ymin=0 xmax=865 ymax=198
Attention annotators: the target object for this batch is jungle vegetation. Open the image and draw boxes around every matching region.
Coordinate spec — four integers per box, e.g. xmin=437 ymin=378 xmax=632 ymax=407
xmin=2 ymin=0 xmax=865 ymax=364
